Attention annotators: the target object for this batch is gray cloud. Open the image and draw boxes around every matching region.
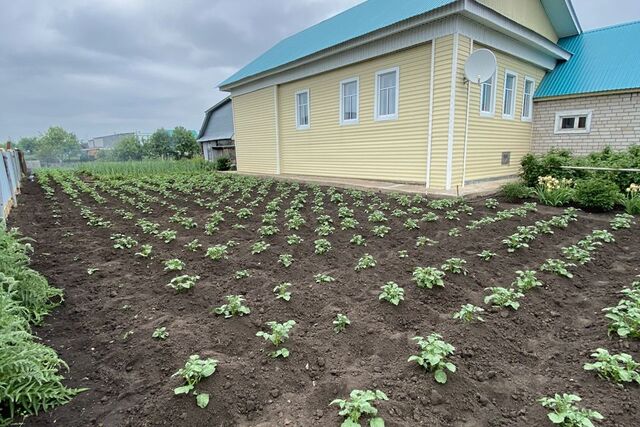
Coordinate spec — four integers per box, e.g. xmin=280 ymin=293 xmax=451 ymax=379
xmin=0 ymin=0 xmax=637 ymax=141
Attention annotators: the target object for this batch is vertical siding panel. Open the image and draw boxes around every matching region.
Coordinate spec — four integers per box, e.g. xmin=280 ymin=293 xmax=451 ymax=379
xmin=278 ymin=44 xmax=432 ymax=183
xmin=463 ymin=43 xmax=546 ymax=183
xmin=232 ymin=87 xmax=278 ymax=174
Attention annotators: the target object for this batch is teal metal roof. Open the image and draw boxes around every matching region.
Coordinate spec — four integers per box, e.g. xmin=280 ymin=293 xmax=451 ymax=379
xmin=536 ymin=21 xmax=640 ymax=98
xmin=219 ymin=0 xmax=455 ymax=87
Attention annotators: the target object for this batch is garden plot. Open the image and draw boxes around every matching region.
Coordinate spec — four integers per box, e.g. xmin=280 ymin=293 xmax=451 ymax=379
xmin=8 ymin=169 xmax=640 ymax=427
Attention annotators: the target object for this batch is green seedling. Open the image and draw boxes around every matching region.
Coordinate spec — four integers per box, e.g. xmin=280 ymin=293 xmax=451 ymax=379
xmin=379 ymin=282 xmax=404 ymax=306
xmin=484 ymin=287 xmax=523 ymax=310
xmin=538 ymin=394 xmax=603 ymax=427
xmin=274 ymin=282 xmax=292 ymax=301
xmin=584 ymin=348 xmax=640 ymax=385
xmin=441 ymin=258 xmax=467 ymax=275
xmin=330 ymin=389 xmax=388 ymax=427
xmin=477 ymin=250 xmax=496 ymax=261
xmin=152 ymin=327 xmax=168 ymax=340
xmin=167 ymin=275 xmax=200 ymax=292
xmin=412 ymin=267 xmax=445 ymax=289
xmin=453 ymin=304 xmax=485 ymax=323
xmin=135 ymin=244 xmax=153 ymax=258
xmin=256 ymin=320 xmax=296 ymax=358
xmin=172 ymin=355 xmax=218 ymax=409
xmin=355 ymin=254 xmax=376 ymax=271
xmin=314 ymin=273 xmax=335 ymax=284
xmin=408 ymin=333 xmax=456 ymax=384
xmin=164 ymin=258 xmax=185 ymax=272
xmin=213 ymin=295 xmax=251 ymax=318
xmin=333 ymin=314 xmax=351 ymax=333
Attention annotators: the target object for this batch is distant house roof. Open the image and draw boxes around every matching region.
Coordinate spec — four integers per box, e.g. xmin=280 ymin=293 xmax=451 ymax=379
xmin=219 ymin=0 xmax=456 ymax=87
xmin=197 ymin=97 xmax=234 ymax=143
xmin=536 ymin=20 xmax=640 ymax=99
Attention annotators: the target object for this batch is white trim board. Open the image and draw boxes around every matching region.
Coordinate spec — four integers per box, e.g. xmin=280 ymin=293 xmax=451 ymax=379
xmin=445 ymin=33 xmax=459 ymax=191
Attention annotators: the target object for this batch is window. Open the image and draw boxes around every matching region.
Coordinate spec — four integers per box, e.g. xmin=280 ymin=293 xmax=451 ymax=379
xmin=340 ymin=78 xmax=359 ymax=125
xmin=554 ymin=110 xmax=592 ymax=134
xmin=502 ymin=70 xmax=517 ymax=118
xmin=522 ymin=77 xmax=535 ymax=121
xmin=295 ymin=90 xmax=310 ymax=129
xmin=480 ymin=73 xmax=495 ymax=115
xmin=501 ymin=152 xmax=511 ymax=166
xmin=375 ymin=67 xmax=399 ymax=120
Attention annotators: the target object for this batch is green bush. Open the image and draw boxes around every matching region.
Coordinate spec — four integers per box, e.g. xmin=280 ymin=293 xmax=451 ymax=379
xmin=501 ymin=181 xmax=534 ymax=201
xmin=520 ymin=150 xmax=574 ymax=187
xmin=215 ymin=156 xmax=232 ymax=171
xmin=0 ymin=227 xmax=84 ymax=425
xmin=574 ymin=178 xmax=622 ymax=211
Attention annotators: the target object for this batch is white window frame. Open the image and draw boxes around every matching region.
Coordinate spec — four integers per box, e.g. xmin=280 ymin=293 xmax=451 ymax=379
xmin=295 ymin=89 xmax=310 ymax=130
xmin=502 ymin=70 xmax=517 ymax=119
xmin=374 ymin=67 xmax=400 ymax=121
xmin=554 ymin=110 xmax=593 ymax=134
xmin=479 ymin=72 xmax=497 ymax=117
xmin=339 ymin=77 xmax=359 ymax=125
xmin=521 ymin=76 xmax=535 ymax=122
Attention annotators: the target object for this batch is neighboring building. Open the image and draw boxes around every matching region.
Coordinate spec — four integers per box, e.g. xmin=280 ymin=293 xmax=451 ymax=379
xmin=219 ymin=0 xmax=639 ymax=191
xmin=197 ymin=97 xmax=235 ymax=163
xmin=85 ymin=132 xmax=135 ymax=157
xmin=533 ymin=22 xmax=640 ymax=154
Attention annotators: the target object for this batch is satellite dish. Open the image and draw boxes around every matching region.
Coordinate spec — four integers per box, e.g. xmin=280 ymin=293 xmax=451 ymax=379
xmin=464 ymin=49 xmax=497 ymax=84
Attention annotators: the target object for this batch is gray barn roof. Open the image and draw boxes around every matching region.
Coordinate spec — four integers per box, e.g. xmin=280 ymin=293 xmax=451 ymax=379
xmin=197 ymin=97 xmax=234 ymax=143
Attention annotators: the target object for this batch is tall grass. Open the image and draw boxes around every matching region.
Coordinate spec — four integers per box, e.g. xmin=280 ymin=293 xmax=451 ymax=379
xmin=76 ymin=159 xmax=216 ymax=177
xmin=0 ymin=225 xmax=84 ymax=425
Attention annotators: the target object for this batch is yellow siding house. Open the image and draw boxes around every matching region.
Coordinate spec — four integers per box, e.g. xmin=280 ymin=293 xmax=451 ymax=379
xmin=220 ymin=0 xmax=582 ymax=191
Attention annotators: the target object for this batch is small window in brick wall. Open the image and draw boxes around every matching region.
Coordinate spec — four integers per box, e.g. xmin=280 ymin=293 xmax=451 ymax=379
xmin=501 ymin=152 xmax=511 ymax=166
xmin=554 ymin=110 xmax=592 ymax=134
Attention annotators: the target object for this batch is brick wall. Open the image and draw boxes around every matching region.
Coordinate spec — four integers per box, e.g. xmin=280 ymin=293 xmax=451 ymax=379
xmin=532 ymin=92 xmax=640 ymax=154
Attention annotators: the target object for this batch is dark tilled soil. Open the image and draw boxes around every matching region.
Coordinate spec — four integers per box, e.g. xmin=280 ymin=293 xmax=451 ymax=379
xmin=9 ymin=179 xmax=640 ymax=427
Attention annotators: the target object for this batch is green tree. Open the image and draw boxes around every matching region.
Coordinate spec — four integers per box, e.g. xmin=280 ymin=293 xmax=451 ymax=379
xmin=36 ymin=127 xmax=81 ymax=163
xmin=146 ymin=128 xmax=174 ymax=159
xmin=173 ymin=126 xmax=200 ymax=159
xmin=16 ymin=137 xmax=39 ymax=154
xmin=112 ymin=135 xmax=144 ymax=161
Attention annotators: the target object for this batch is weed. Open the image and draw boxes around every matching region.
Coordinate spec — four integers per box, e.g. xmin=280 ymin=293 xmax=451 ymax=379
xmin=408 ymin=333 xmax=456 ymax=384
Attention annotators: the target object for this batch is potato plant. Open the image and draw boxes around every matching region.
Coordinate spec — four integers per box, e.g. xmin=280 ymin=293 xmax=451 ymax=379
xmin=152 ymin=327 xmax=168 ymax=340
xmin=330 ymin=389 xmax=388 ymax=427
xmin=256 ymin=320 xmax=296 ymax=358
xmin=513 ymin=270 xmax=543 ymax=292
xmin=355 ymin=254 xmax=376 ymax=271
xmin=484 ymin=287 xmax=523 ymax=310
xmin=603 ymin=287 xmax=640 ymax=338
xmin=167 ymin=275 xmax=199 ymax=292
xmin=213 ymin=295 xmax=251 ymax=318
xmin=135 ymin=244 xmax=153 ymax=258
xmin=453 ymin=304 xmax=485 ymax=323
xmin=412 ymin=267 xmax=445 ymax=289
xmin=333 ymin=314 xmax=351 ymax=333
xmin=541 ymin=259 xmax=575 ymax=279
xmin=234 ymin=269 xmax=250 ymax=279
xmin=314 ymin=239 xmax=332 ymax=255
xmin=273 ymin=282 xmax=292 ymax=301
xmin=251 ymin=241 xmax=270 ymax=254
xmin=350 ymin=235 xmax=367 ymax=246
xmin=314 ymin=273 xmax=335 ymax=284
xmin=441 ymin=258 xmax=467 ymax=275
xmin=378 ymin=282 xmax=404 ymax=306
xmin=538 ymin=394 xmax=603 ymax=427
xmin=278 ymin=253 xmax=294 ymax=268
xmin=408 ymin=333 xmax=456 ymax=384
xmin=583 ymin=348 xmax=640 ymax=385
xmin=185 ymin=239 xmax=202 ymax=252
xmin=206 ymin=245 xmax=229 ymax=261
xmin=286 ymin=234 xmax=304 ymax=245
xmin=477 ymin=250 xmax=496 ymax=261
xmin=172 ymin=355 xmax=218 ymax=408
xmin=164 ymin=258 xmax=185 ymax=272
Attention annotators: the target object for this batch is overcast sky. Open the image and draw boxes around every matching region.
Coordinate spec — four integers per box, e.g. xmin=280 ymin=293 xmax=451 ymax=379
xmin=1 ymin=0 xmax=638 ymax=142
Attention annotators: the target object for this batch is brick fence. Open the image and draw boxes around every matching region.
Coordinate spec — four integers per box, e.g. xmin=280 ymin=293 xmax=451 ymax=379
xmin=532 ymin=92 xmax=640 ymax=154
